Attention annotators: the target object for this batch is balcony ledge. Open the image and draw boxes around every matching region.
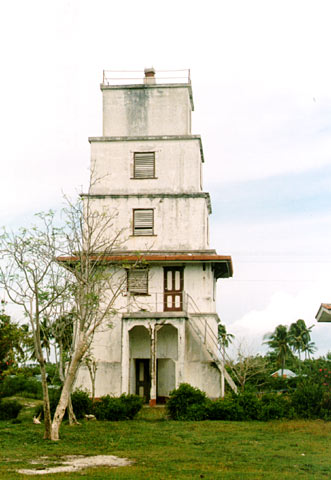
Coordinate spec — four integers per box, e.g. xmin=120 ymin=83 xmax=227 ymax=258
xmin=122 ymin=311 xmax=188 ymax=319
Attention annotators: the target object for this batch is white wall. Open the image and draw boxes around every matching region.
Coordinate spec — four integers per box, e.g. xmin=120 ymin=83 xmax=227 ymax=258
xmin=89 ymin=138 xmax=203 ymax=195
xmin=86 ymin=195 xmax=210 ymax=251
xmin=102 ymin=85 xmax=192 ymax=137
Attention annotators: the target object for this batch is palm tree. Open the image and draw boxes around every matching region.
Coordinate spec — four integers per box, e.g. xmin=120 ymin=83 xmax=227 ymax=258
xmin=289 ymin=319 xmax=315 ymax=361
xmin=263 ymin=324 xmax=293 ymax=376
xmin=289 ymin=319 xmax=305 ymax=360
xmin=302 ymin=340 xmax=316 ymax=359
xmin=217 ymin=323 xmax=235 ymax=349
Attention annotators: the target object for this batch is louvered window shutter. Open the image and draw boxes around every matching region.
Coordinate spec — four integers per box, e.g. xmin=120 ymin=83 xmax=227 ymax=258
xmin=127 ymin=269 xmax=148 ymax=294
xmin=134 ymin=152 xmax=155 ymax=178
xmin=133 ymin=209 xmax=154 ymax=235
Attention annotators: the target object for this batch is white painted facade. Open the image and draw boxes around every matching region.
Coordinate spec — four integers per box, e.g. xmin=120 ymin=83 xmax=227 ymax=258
xmin=75 ymin=69 xmax=233 ymax=402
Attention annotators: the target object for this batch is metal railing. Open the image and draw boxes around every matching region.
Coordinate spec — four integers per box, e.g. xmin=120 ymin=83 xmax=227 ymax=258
xmin=186 ymin=294 xmax=239 ymax=394
xmin=125 ymin=291 xmax=189 ymax=314
xmin=102 ymin=69 xmax=191 ymax=86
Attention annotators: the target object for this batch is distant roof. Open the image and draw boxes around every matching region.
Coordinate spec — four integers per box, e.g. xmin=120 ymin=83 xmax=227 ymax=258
xmin=271 ymin=369 xmax=297 ymax=378
xmin=316 ymin=303 xmax=331 ymax=323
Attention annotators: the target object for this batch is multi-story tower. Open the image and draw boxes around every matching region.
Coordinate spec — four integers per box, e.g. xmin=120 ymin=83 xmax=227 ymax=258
xmin=76 ymin=69 xmax=234 ymax=403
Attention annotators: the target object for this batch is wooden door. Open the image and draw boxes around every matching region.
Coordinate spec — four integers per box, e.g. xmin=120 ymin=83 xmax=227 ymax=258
xmin=164 ymin=267 xmax=184 ymax=311
xmin=135 ymin=359 xmax=150 ymax=402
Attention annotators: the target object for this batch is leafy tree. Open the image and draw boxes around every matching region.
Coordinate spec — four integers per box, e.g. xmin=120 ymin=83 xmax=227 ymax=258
xmin=0 ymin=309 xmax=22 ymax=376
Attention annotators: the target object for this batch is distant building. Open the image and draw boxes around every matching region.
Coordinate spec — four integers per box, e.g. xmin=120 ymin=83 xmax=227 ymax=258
xmin=271 ymin=369 xmax=297 ymax=378
xmin=75 ymin=68 xmax=236 ymax=404
xmin=316 ymin=303 xmax=331 ymax=323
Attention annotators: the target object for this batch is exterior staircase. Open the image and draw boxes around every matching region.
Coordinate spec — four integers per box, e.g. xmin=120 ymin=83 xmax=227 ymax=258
xmin=186 ymin=295 xmax=238 ymax=395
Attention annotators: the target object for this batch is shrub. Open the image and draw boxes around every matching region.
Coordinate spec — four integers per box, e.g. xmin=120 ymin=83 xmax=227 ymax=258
xmin=34 ymin=388 xmax=92 ymax=420
xmin=320 ymin=392 xmax=331 ymax=420
xmin=0 ymin=399 xmax=23 ymax=420
xmin=0 ymin=374 xmax=42 ymax=398
xmin=166 ymin=383 xmax=210 ymax=420
xmin=237 ymin=392 xmax=261 ymax=420
xmin=290 ymin=381 xmax=323 ymax=419
xmin=92 ymin=394 xmax=143 ymax=421
xmin=207 ymin=397 xmax=244 ymax=421
xmin=71 ymin=390 xmax=93 ymax=419
xmin=259 ymin=393 xmax=293 ymax=420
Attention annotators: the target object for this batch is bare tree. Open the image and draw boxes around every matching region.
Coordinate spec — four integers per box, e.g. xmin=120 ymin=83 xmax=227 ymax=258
xmin=47 ymin=186 xmax=128 ymax=439
xmin=0 ymin=173 xmax=137 ymax=440
xmin=84 ymin=354 xmax=98 ymax=402
xmin=227 ymin=342 xmax=269 ymax=391
xmin=0 ymin=212 xmax=70 ymax=439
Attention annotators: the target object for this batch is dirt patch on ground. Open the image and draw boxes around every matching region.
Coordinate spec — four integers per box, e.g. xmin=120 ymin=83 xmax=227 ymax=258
xmin=17 ymin=455 xmax=133 ymax=475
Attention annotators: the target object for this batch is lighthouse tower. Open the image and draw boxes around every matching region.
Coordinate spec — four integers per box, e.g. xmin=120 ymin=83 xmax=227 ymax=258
xmin=76 ymin=69 xmax=234 ymax=403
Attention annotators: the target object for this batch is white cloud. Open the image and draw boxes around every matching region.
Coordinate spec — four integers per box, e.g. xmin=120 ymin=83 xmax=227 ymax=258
xmin=226 ymin=287 xmax=331 ymax=358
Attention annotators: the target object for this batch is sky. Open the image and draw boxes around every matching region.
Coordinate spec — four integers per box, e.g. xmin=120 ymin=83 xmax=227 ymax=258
xmin=1 ymin=0 xmax=331 ymax=357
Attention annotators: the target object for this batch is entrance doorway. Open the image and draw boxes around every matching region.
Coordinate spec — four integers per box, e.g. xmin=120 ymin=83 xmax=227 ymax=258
xmin=135 ymin=359 xmax=150 ymax=402
xmin=164 ymin=267 xmax=184 ymax=311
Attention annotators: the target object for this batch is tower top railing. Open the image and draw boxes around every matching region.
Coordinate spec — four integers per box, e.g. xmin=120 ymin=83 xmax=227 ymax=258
xmin=102 ymin=68 xmax=191 ymax=86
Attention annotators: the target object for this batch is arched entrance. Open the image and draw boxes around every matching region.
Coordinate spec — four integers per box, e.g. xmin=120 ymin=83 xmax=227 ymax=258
xmin=156 ymin=324 xmax=178 ymax=401
xmin=129 ymin=325 xmax=151 ymax=402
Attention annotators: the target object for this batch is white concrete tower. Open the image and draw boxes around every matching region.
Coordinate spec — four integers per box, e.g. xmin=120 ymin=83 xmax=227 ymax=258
xmin=76 ymin=69 xmax=234 ymax=403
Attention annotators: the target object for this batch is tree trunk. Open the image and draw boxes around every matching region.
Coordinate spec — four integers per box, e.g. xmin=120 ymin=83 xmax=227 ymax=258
xmin=33 ymin=313 xmax=52 ymax=439
xmin=39 ymin=359 xmax=52 ymax=440
xmin=87 ymin=360 xmax=97 ymax=402
xmin=68 ymin=394 xmax=79 ymax=425
xmin=51 ymin=338 xmax=87 ymax=440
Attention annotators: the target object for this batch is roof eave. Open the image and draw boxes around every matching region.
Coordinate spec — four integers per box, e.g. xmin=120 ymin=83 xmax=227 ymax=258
xmin=316 ymin=303 xmax=331 ymax=322
xmin=57 ymin=254 xmax=233 ymax=278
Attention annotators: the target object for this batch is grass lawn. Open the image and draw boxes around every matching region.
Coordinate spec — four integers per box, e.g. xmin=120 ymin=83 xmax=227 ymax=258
xmin=0 ymin=402 xmax=330 ymax=479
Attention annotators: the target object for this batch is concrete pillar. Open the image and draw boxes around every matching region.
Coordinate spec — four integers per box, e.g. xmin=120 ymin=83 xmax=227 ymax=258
xmin=149 ymin=322 xmax=157 ymax=406
xmin=176 ymin=320 xmax=186 ymax=388
xmin=121 ymin=320 xmax=130 ymax=394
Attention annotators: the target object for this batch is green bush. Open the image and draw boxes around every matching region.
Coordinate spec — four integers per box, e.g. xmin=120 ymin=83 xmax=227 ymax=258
xmin=71 ymin=389 xmax=93 ymax=419
xmin=166 ymin=383 xmax=210 ymax=420
xmin=34 ymin=388 xmax=92 ymax=420
xmin=0 ymin=399 xmax=23 ymax=420
xmin=259 ymin=393 xmax=293 ymax=420
xmin=92 ymin=394 xmax=144 ymax=421
xmin=237 ymin=392 xmax=261 ymax=420
xmin=207 ymin=397 xmax=244 ymax=421
xmin=290 ymin=381 xmax=323 ymax=419
xmin=167 ymin=384 xmax=301 ymax=422
xmin=0 ymin=374 xmax=42 ymax=398
xmin=320 ymin=392 xmax=331 ymax=420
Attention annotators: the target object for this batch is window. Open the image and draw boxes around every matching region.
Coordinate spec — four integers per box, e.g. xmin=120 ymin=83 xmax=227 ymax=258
xmin=133 ymin=152 xmax=155 ymax=179
xmin=127 ymin=269 xmax=148 ymax=295
xmin=133 ymin=209 xmax=154 ymax=236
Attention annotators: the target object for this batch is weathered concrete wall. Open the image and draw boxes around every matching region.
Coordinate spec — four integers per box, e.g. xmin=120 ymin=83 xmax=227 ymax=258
xmin=129 ymin=326 xmax=150 ymax=358
xmin=157 ymin=359 xmax=176 ymax=396
xmin=184 ymin=361 xmax=221 ymax=398
xmin=184 ymin=320 xmax=221 ymax=398
xmin=89 ymin=138 xmax=203 ymax=195
xmin=85 ymin=195 xmax=210 ymax=251
xmin=157 ymin=324 xmax=178 ymax=359
xmin=75 ymin=361 xmax=122 ymax=397
xmin=102 ymin=85 xmax=192 ymax=137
